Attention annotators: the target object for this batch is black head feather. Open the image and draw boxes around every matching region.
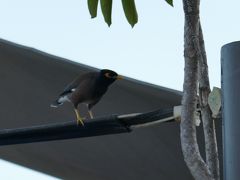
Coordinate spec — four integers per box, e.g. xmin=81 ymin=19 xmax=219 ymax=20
xmin=99 ymin=69 xmax=119 ymax=85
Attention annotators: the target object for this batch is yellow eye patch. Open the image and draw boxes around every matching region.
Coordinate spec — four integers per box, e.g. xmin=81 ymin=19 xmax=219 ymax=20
xmin=104 ymin=73 xmax=112 ymax=78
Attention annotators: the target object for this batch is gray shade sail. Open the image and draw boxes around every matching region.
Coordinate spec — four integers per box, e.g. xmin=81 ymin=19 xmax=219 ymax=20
xmin=0 ymin=39 xmax=222 ymax=180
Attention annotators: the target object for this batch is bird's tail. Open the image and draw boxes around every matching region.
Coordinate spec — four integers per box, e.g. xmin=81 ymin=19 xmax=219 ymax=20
xmin=51 ymin=95 xmax=69 ymax=108
xmin=50 ymin=99 xmax=63 ymax=108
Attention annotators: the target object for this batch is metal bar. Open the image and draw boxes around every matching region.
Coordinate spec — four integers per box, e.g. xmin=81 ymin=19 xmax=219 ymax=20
xmin=118 ymin=108 xmax=174 ymax=126
xmin=0 ymin=108 xmax=175 ymax=146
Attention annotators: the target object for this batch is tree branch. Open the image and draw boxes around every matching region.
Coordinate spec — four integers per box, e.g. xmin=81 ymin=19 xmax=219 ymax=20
xmin=198 ymin=23 xmax=220 ymax=180
xmin=0 ymin=108 xmax=175 ymax=146
xmin=181 ymin=0 xmax=213 ymax=179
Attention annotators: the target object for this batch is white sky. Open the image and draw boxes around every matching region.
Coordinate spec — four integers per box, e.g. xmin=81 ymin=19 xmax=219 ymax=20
xmin=0 ymin=159 xmax=58 ymax=180
xmin=0 ymin=0 xmax=239 ymax=179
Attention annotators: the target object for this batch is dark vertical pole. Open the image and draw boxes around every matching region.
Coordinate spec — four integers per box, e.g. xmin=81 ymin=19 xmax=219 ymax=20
xmin=221 ymin=41 xmax=240 ymax=180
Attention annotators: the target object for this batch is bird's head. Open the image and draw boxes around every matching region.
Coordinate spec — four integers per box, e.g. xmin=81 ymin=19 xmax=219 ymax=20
xmin=100 ymin=69 xmax=123 ymax=84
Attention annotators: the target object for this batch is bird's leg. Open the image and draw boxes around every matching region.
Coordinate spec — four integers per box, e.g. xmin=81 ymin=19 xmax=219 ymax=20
xmin=74 ymin=108 xmax=84 ymax=126
xmin=86 ymin=104 xmax=94 ymax=119
xmin=88 ymin=110 xmax=94 ymax=119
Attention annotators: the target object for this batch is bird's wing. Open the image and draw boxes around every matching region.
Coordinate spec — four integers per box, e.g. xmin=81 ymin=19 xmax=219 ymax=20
xmin=59 ymin=72 xmax=98 ymax=97
xmin=59 ymin=84 xmax=77 ymax=97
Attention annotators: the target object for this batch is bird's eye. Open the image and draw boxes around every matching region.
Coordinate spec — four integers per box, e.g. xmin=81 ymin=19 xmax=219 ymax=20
xmin=104 ymin=73 xmax=112 ymax=78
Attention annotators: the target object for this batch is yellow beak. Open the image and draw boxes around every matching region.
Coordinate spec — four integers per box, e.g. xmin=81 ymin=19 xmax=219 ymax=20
xmin=116 ymin=75 xmax=123 ymax=80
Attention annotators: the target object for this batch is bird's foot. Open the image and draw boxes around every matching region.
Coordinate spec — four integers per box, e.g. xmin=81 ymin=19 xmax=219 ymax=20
xmin=77 ymin=117 xmax=85 ymax=126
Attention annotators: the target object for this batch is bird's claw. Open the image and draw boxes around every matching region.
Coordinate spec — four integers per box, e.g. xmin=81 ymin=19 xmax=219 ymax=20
xmin=77 ymin=117 xmax=85 ymax=126
xmin=77 ymin=119 xmax=84 ymax=126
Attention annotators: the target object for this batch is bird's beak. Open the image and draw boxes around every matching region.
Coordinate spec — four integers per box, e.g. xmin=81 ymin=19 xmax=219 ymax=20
xmin=116 ymin=75 xmax=123 ymax=80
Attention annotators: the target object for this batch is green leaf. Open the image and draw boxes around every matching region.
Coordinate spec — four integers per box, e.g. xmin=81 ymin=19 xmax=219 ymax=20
xmin=100 ymin=0 xmax=112 ymax=26
xmin=88 ymin=0 xmax=99 ymax=18
xmin=165 ymin=0 xmax=173 ymax=7
xmin=122 ymin=0 xmax=138 ymax=27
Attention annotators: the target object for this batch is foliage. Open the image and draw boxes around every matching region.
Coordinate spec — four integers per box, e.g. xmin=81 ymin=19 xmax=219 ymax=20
xmin=87 ymin=0 xmax=172 ymax=27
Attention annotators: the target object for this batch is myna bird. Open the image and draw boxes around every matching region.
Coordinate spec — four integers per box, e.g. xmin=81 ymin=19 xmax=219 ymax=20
xmin=51 ymin=69 xmax=122 ymax=125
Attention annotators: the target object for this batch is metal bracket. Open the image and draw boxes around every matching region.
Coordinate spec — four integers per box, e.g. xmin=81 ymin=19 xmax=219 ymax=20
xmin=173 ymin=105 xmax=201 ymax=126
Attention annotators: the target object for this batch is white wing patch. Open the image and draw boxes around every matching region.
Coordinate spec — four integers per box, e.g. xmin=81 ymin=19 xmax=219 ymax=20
xmin=58 ymin=95 xmax=70 ymax=103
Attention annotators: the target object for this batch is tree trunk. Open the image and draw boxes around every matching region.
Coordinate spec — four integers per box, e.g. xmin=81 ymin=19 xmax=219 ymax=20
xmin=180 ymin=0 xmax=214 ymax=179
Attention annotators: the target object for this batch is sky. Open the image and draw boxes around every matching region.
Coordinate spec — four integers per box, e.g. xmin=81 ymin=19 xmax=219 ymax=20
xmin=0 ymin=159 xmax=58 ymax=180
xmin=0 ymin=0 xmax=239 ymax=179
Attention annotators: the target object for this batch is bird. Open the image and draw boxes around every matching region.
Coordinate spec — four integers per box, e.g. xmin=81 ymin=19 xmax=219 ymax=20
xmin=51 ymin=69 xmax=122 ymax=126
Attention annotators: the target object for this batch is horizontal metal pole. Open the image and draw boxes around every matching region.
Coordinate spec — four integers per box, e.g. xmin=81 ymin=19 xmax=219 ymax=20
xmin=0 ymin=108 xmax=174 ymax=146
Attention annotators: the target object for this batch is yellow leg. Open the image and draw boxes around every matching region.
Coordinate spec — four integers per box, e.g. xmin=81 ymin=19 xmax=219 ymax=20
xmin=88 ymin=110 xmax=94 ymax=119
xmin=74 ymin=108 xmax=84 ymax=126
